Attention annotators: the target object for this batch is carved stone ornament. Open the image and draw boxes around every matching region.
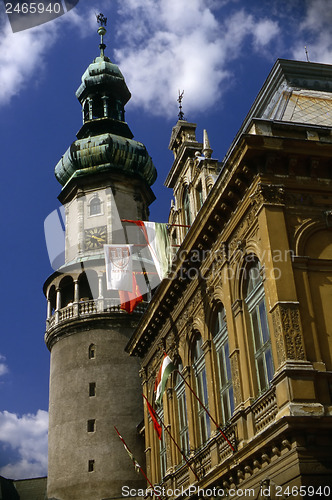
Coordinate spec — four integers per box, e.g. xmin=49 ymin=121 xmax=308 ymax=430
xmin=271 ymin=303 xmax=306 ymax=365
xmin=230 ymin=350 xmax=242 ymax=407
xmin=250 ymin=183 xmax=285 ymax=208
xmin=165 ymin=331 xmax=178 ymax=359
xmin=228 ymin=207 xmax=257 ymax=256
xmin=139 ymin=367 xmax=147 ymax=382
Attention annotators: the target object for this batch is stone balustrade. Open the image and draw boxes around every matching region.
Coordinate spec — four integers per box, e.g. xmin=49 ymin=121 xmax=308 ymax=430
xmin=252 ymin=386 xmax=278 ymax=433
xmin=46 ymin=298 xmax=148 ymax=331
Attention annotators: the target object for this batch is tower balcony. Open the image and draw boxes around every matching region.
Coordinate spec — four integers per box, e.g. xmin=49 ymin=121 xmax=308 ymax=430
xmin=47 ymin=297 xmax=148 ymax=328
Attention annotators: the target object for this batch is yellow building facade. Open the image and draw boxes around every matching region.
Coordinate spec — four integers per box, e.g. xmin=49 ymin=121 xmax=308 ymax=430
xmin=127 ymin=59 xmax=332 ymax=498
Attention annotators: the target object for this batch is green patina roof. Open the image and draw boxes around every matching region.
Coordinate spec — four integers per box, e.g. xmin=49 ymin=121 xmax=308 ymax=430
xmin=76 ymin=55 xmax=131 ymax=105
xmin=54 ymin=48 xmax=157 ymax=188
xmin=55 ymin=133 xmax=156 ymax=187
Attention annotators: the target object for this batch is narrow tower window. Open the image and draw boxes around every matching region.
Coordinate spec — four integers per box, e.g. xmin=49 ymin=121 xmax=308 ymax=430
xmin=89 ymin=382 xmax=96 ymax=397
xmin=196 ymin=182 xmax=203 ymax=212
xmin=183 ymin=186 xmax=192 ymax=231
xmin=89 ymin=344 xmax=96 ymax=359
xmin=87 ymin=419 xmax=96 ymax=433
xmin=88 ymin=460 xmax=95 ymax=472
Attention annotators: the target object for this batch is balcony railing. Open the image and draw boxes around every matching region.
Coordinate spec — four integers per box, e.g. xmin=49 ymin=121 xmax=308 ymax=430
xmin=252 ymin=386 xmax=278 ymax=433
xmin=46 ymin=298 xmax=148 ymax=330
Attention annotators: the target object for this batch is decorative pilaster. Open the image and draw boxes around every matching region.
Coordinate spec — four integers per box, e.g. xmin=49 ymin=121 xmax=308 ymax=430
xmin=77 ymin=193 xmax=85 ymax=255
xmin=230 ymin=349 xmax=242 ymax=408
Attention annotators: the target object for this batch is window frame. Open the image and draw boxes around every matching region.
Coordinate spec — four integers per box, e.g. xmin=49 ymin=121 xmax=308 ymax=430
xmin=192 ymin=337 xmax=211 ymax=446
xmin=89 ymin=196 xmax=103 ymax=217
xmin=174 ymin=369 xmax=190 ymax=459
xmin=244 ymin=263 xmax=274 ymax=394
xmin=157 ymin=405 xmax=167 ymax=479
xmin=213 ymin=308 xmax=234 ymax=424
xmin=182 ymin=186 xmax=192 ymax=230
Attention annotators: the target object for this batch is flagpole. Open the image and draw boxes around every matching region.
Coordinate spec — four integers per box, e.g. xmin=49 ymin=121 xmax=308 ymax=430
xmin=121 ymin=218 xmax=191 ymax=228
xmin=143 ymin=394 xmax=199 ymax=482
xmin=175 ymin=370 xmax=236 ymax=452
xmin=114 ymin=426 xmax=162 ymax=500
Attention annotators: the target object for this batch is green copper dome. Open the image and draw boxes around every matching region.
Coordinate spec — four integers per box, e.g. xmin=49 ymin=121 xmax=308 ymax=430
xmin=55 ymin=133 xmax=157 ymax=187
xmin=54 ymin=28 xmax=157 ymax=189
xmin=76 ymin=55 xmax=131 ymax=108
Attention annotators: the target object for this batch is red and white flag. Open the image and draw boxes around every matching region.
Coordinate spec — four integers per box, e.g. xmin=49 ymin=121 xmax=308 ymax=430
xmin=154 ymin=354 xmax=174 ymax=405
xmin=104 ymin=244 xmax=133 ymax=292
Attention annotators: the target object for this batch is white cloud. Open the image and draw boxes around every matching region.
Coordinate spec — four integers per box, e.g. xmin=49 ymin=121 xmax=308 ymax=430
xmin=114 ymin=1 xmax=281 ymax=117
xmin=1 ymin=0 xmax=331 ymax=117
xmin=0 ymin=1 xmax=111 ymax=107
xmin=0 ymin=15 xmax=58 ymax=106
xmin=0 ymin=410 xmax=48 ymax=479
xmin=252 ymin=19 xmax=280 ymax=48
xmin=0 ymin=354 xmax=8 ymax=377
xmin=291 ymin=0 xmax=332 ymax=63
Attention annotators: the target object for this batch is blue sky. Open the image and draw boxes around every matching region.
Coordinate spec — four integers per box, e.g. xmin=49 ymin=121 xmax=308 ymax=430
xmin=0 ymin=0 xmax=331 ymax=480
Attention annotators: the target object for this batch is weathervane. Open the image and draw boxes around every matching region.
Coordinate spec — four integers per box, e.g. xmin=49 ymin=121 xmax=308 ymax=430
xmin=177 ymin=90 xmax=185 ymax=120
xmin=96 ymin=13 xmax=107 ymax=57
xmin=97 ymin=13 xmax=107 ymax=27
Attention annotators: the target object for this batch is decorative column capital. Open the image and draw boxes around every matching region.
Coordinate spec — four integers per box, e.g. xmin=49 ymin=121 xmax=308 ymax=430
xmin=250 ymin=182 xmax=285 ymax=210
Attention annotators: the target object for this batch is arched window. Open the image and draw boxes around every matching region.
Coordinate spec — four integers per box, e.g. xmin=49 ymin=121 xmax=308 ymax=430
xmin=89 ymin=344 xmax=95 ymax=359
xmin=192 ymin=335 xmax=210 ymax=445
xmin=174 ymin=361 xmax=189 ymax=458
xmin=59 ymin=276 xmax=74 ymax=308
xmin=78 ymin=270 xmax=98 ymax=301
xmin=48 ymin=285 xmax=56 ymax=315
xmin=244 ymin=259 xmax=274 ymax=394
xmin=89 ymin=197 xmax=102 ymax=216
xmin=183 ymin=186 xmax=192 ymax=230
xmin=213 ymin=306 xmax=234 ymax=423
xmin=196 ymin=182 xmax=203 ymax=212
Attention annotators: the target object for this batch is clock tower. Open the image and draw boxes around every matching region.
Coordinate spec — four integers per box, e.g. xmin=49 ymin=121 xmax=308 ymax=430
xmin=44 ymin=18 xmax=156 ymax=500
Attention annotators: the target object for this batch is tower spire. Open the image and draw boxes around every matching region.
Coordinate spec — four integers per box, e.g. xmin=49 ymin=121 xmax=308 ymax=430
xmin=203 ymin=129 xmax=213 ymax=158
xmin=96 ymin=13 xmax=107 ymax=58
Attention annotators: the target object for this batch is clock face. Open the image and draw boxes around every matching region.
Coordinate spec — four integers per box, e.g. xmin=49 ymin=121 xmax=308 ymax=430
xmin=84 ymin=226 xmax=107 ymax=250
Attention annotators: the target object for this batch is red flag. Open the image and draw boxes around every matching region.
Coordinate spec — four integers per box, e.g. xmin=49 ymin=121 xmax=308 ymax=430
xmin=143 ymin=394 xmax=162 ymax=440
xmin=119 ymin=273 xmax=143 ymax=313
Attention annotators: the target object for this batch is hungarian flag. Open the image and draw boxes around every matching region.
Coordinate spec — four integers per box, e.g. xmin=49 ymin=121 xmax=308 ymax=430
xmin=154 ymin=354 xmax=175 ymax=405
xmin=123 ymin=220 xmax=170 ymax=280
xmin=143 ymin=395 xmax=162 ymax=440
xmin=119 ymin=273 xmax=143 ymax=314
